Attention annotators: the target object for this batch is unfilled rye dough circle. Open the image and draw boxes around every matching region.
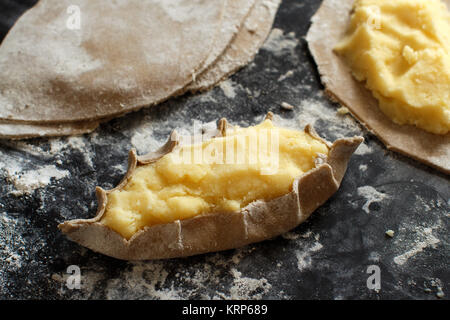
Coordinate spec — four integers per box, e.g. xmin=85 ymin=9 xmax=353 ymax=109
xmin=0 ymin=0 xmax=224 ymax=123
xmin=0 ymin=0 xmax=282 ymax=139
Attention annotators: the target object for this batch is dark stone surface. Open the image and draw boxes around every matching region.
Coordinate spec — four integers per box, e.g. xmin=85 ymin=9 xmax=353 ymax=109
xmin=0 ymin=0 xmax=448 ymax=300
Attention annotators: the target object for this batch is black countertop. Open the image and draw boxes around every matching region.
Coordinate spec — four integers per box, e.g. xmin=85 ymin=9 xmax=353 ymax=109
xmin=0 ymin=0 xmax=448 ymax=300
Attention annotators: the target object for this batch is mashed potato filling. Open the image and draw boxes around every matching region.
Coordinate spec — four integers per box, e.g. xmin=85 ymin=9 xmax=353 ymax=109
xmin=334 ymin=0 xmax=450 ymax=134
xmin=101 ymin=120 xmax=329 ymax=239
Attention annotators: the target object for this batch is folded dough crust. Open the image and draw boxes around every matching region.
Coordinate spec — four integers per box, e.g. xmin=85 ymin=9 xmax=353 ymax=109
xmin=59 ymin=115 xmax=363 ymax=260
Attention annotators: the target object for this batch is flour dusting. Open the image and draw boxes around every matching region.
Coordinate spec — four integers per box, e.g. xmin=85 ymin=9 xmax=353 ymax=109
xmin=295 ymin=241 xmax=323 ymax=271
xmin=261 ymin=28 xmax=299 ymax=56
xmin=229 ymin=268 xmax=272 ymax=300
xmin=105 ymin=262 xmax=176 ymax=300
xmin=130 ymin=124 xmax=162 ymax=155
xmin=51 ymin=246 xmax=278 ymax=300
xmin=393 ymin=227 xmax=440 ymax=266
xmin=0 ymin=213 xmax=24 ymax=270
xmin=354 ymin=143 xmax=373 ymax=155
xmin=357 ymin=186 xmax=388 ymax=213
xmin=5 ymin=165 xmax=69 ymax=196
xmin=219 ymin=79 xmax=239 ymax=99
xmin=66 ymin=136 xmax=94 ymax=168
xmin=295 ymin=98 xmax=359 ymax=136
xmin=359 ymin=164 xmax=368 ymax=171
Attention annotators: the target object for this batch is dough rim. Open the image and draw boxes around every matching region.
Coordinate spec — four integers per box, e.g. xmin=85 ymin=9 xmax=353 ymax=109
xmin=59 ymin=113 xmax=363 ymax=260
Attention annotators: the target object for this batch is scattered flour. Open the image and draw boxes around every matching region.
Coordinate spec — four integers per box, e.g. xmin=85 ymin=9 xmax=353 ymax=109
xmin=0 ymin=136 xmax=97 ymax=196
xmin=5 ymin=164 xmax=69 ymax=196
xmin=66 ymin=136 xmax=94 ymax=168
xmin=58 ymin=247 xmax=276 ymax=300
xmin=357 ymin=186 xmax=389 ymax=213
xmin=295 ymin=241 xmax=323 ymax=272
xmin=393 ymin=228 xmax=440 ymax=266
xmin=229 ymin=268 xmax=272 ymax=300
xmin=282 ymin=230 xmax=314 ymax=240
xmin=38 ymin=237 xmax=274 ymax=299
xmin=0 ymin=213 xmax=25 ymax=274
xmin=48 ymin=139 xmax=67 ymax=154
xmin=105 ymin=262 xmax=177 ymax=300
xmin=261 ymin=28 xmax=299 ymax=56
xmin=130 ymin=124 xmax=162 ymax=155
xmin=354 ymin=143 xmax=373 ymax=155
xmin=296 ymin=98 xmax=359 ymax=135
xmin=0 ymin=140 xmax=51 ymax=159
xmin=111 ymin=163 xmax=127 ymax=174
xmin=197 ymin=90 xmax=218 ymax=103
xmin=282 ymin=232 xmax=301 ymax=240
xmin=219 ymin=79 xmax=238 ymax=99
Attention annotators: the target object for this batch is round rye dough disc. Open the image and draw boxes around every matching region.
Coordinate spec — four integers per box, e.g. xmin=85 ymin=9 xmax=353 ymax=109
xmin=0 ymin=0 xmax=224 ymax=123
xmin=189 ymin=0 xmax=282 ymax=92
xmin=0 ymin=120 xmax=99 ymax=139
xmin=306 ymin=0 xmax=450 ymax=174
xmin=188 ymin=0 xmax=256 ymax=90
xmin=0 ymin=0 xmax=281 ymax=139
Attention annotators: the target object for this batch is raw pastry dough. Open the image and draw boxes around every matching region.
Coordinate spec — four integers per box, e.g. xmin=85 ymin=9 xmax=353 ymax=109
xmin=189 ymin=0 xmax=281 ymax=92
xmin=307 ymin=0 xmax=450 ymax=174
xmin=59 ymin=115 xmax=363 ymax=260
xmin=0 ymin=0 xmax=224 ymax=123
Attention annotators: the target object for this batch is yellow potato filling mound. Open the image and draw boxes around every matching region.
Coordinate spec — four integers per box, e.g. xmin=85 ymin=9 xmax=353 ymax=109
xmin=334 ymin=0 xmax=450 ymax=134
xmin=101 ymin=120 xmax=329 ymax=239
